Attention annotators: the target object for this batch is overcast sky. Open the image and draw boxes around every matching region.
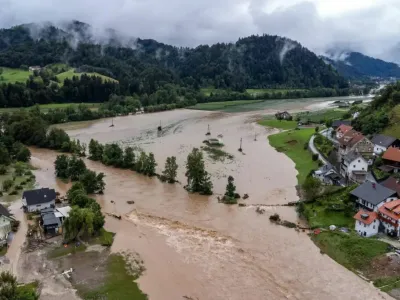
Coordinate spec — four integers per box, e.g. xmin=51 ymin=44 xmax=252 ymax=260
xmin=0 ymin=0 xmax=399 ymax=62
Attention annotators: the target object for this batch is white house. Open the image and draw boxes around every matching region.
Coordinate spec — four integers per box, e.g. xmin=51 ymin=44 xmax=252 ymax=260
xmin=354 ymin=210 xmax=379 ymax=237
xmin=22 ymin=188 xmax=56 ymax=213
xmin=313 ymin=164 xmax=341 ymax=185
xmin=378 ymin=199 xmax=400 ymax=236
xmin=350 ymin=181 xmax=397 ymax=212
xmin=0 ymin=204 xmax=13 ymax=242
xmin=340 ymin=151 xmax=369 ymax=183
xmin=371 ymin=134 xmax=399 ymax=155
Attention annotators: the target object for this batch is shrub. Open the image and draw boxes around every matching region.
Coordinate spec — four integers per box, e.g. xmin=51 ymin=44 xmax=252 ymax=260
xmin=303 ymin=142 xmax=308 ymax=150
xmin=0 ymin=165 xmax=7 ymax=175
xmin=2 ymin=179 xmax=13 ymax=191
xmin=312 ymin=153 xmax=319 ymax=161
xmin=9 ymin=190 xmax=18 ymax=195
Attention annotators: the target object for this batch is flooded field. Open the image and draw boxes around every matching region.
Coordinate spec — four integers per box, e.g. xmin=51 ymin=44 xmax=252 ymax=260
xmin=27 ymin=96 xmax=391 ymax=300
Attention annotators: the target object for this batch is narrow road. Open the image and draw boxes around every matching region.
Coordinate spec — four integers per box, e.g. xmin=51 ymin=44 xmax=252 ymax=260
xmin=309 ymin=130 xmax=329 ymax=165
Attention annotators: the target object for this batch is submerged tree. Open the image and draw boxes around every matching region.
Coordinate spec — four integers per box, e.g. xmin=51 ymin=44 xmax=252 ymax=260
xmin=144 ymin=152 xmax=157 ymax=176
xmin=185 ymin=148 xmax=213 ymax=195
xmin=162 ymin=156 xmax=178 ymax=183
xmin=135 ymin=151 xmax=147 ymax=173
xmin=67 ymin=156 xmax=86 ymax=181
xmin=54 ymin=154 xmax=69 ymax=179
xmin=123 ymin=146 xmax=135 ymax=169
xmin=88 ymin=139 xmax=104 ymax=161
xmin=79 ymin=170 xmax=106 ymax=194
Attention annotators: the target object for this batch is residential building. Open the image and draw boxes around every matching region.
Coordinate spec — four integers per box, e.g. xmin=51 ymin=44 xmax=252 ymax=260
xmin=313 ymin=164 xmax=342 ymax=185
xmin=340 ymin=151 xmax=368 ymax=183
xmin=336 ymin=124 xmax=353 ymax=139
xmin=382 ymin=147 xmax=400 ymax=172
xmin=350 ymin=181 xmax=397 ymax=212
xmin=332 ymin=120 xmax=351 ymax=129
xmin=29 ymin=66 xmax=41 ymax=71
xmin=338 ymin=129 xmax=374 ymax=159
xmin=354 ymin=210 xmax=379 ymax=237
xmin=378 ymin=199 xmax=400 ymax=236
xmin=381 ymin=177 xmax=400 ymax=197
xmin=0 ymin=204 xmax=13 ymax=242
xmin=40 ymin=208 xmax=61 ymax=235
xmin=371 ymin=134 xmax=400 ymax=155
xmin=22 ymin=188 xmax=56 ymax=212
xmin=275 ymin=111 xmax=292 ymax=120
xmin=54 ymin=206 xmax=71 ymax=224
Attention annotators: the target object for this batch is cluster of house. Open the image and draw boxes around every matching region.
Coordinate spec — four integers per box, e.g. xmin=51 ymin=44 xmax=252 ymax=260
xmin=314 ymin=120 xmax=400 ymax=186
xmin=353 ymin=180 xmax=400 ymax=237
xmin=22 ymin=188 xmax=71 ymax=235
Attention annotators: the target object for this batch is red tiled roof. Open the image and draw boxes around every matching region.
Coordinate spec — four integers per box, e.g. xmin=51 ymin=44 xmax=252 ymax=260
xmin=338 ymin=129 xmax=364 ymax=146
xmin=336 ymin=124 xmax=353 ymax=134
xmin=353 ymin=210 xmax=378 ymax=225
xmin=378 ymin=199 xmax=400 ymax=221
xmin=383 ymin=147 xmax=400 ymax=163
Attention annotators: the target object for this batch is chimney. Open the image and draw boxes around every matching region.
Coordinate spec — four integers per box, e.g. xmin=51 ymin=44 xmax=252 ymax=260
xmin=372 ymin=183 xmax=376 ymax=189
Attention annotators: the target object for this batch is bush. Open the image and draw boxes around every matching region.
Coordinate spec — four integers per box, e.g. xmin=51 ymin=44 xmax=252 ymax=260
xmin=9 ymin=190 xmax=18 ymax=195
xmin=303 ymin=142 xmax=308 ymax=150
xmin=15 ymin=185 xmax=23 ymax=190
xmin=0 ymin=165 xmax=7 ymax=175
xmin=315 ymin=126 xmax=319 ymax=133
xmin=2 ymin=179 xmax=13 ymax=191
xmin=312 ymin=153 xmax=319 ymax=161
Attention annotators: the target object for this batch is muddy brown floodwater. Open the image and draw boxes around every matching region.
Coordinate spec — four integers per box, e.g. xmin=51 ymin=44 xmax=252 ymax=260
xmin=30 ymin=99 xmax=391 ymax=300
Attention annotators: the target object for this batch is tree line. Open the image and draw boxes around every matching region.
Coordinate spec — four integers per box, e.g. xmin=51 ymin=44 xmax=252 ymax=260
xmin=0 ymin=23 xmax=349 ymax=107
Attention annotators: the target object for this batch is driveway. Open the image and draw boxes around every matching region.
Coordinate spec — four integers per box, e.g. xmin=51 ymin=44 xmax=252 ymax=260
xmin=309 ymin=131 xmax=329 ymax=165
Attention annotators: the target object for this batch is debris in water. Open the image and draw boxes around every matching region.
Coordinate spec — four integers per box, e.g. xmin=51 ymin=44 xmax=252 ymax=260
xmin=269 ymin=213 xmax=280 ymax=221
xmin=158 ymin=120 xmax=162 ymax=132
xmin=127 ymin=201 xmax=135 ymax=204
xmin=238 ymin=137 xmax=243 ymax=152
xmin=205 ymin=124 xmax=211 ymax=136
xmin=243 ymin=193 xmax=249 ymax=199
xmin=109 ymin=118 xmax=114 ymax=127
xmin=256 ymin=207 xmax=265 ymax=214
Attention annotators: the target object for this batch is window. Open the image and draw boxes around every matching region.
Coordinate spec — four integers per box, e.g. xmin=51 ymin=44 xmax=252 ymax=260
xmin=353 ymin=165 xmax=356 ymax=168
xmin=364 ymin=224 xmax=366 ymax=228
xmin=358 ymin=160 xmax=360 ymax=163
xmin=362 ymin=168 xmax=365 ymax=170
xmin=373 ymin=225 xmax=375 ymax=229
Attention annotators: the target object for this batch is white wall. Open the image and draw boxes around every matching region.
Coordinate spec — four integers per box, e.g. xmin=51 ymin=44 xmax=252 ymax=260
xmin=381 ymin=219 xmax=400 ymax=236
xmin=26 ymin=200 xmax=55 ymax=213
xmin=374 ymin=144 xmax=387 ymax=155
xmin=347 ymin=158 xmax=368 ymax=174
xmin=355 ymin=219 xmax=379 ymax=237
xmin=0 ymin=216 xmax=12 ymax=240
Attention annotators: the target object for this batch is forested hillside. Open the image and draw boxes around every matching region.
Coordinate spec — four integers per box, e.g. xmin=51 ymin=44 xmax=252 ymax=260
xmin=353 ymin=82 xmax=400 ymax=136
xmin=322 ymin=51 xmax=400 ymax=79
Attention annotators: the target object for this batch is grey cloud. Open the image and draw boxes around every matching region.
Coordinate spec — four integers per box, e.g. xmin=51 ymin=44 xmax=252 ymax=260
xmin=0 ymin=0 xmax=399 ymax=62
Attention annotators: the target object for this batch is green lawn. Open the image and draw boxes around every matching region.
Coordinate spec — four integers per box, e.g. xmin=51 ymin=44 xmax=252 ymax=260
xmin=267 ymin=128 xmax=318 ymax=184
xmin=189 ymin=100 xmax=263 ymax=111
xmin=296 ymin=109 xmax=348 ymax=124
xmin=301 ymin=186 xmax=355 ymax=229
xmin=16 ymin=281 xmax=39 ymax=299
xmin=312 ymin=231 xmax=389 ymax=271
xmin=0 ymin=102 xmax=100 ymax=113
xmin=56 ymin=69 xmax=118 ymax=84
xmin=0 ymin=67 xmax=32 ymax=84
xmin=258 ymin=119 xmax=298 ymax=130
xmin=383 ymin=105 xmax=400 ymax=139
xmin=81 ymin=254 xmax=148 ymax=300
xmin=0 ymin=162 xmax=35 ymax=202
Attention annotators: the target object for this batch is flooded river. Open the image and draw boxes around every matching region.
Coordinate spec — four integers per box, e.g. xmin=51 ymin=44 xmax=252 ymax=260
xmin=29 ymin=97 xmax=391 ymax=300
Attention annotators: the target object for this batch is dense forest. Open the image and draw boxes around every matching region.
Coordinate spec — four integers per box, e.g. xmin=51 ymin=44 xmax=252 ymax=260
xmin=352 ymin=82 xmax=400 ymax=135
xmin=0 ymin=21 xmax=349 ymax=109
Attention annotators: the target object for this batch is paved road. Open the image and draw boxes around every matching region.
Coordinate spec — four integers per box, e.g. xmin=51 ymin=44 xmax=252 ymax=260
xmin=320 ymin=128 xmax=339 ymax=145
xmin=309 ymin=130 xmax=329 ymax=165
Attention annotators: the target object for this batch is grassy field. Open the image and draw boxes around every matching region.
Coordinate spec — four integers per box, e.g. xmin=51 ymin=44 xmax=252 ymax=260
xmin=0 ymin=162 xmax=35 ymax=202
xmin=0 ymin=67 xmax=32 ymax=84
xmin=16 ymin=281 xmax=39 ymax=299
xmin=301 ymin=186 xmax=355 ymax=229
xmin=48 ymin=244 xmax=87 ymax=259
xmin=200 ymin=87 xmax=307 ymax=96
xmin=296 ymin=109 xmax=348 ymax=123
xmin=82 ymin=254 xmax=148 ymax=300
xmin=0 ymin=102 xmax=100 ymax=113
xmin=56 ymin=69 xmax=117 ymax=84
xmin=189 ymin=100 xmax=263 ymax=111
xmin=267 ymin=128 xmax=318 ymax=184
xmin=383 ymin=105 xmax=400 ymax=139
xmin=312 ymin=231 xmax=389 ymax=271
xmin=257 ymin=119 xmax=298 ymax=130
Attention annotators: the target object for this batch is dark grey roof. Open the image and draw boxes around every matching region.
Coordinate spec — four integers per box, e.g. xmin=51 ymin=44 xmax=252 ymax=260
xmin=22 ymin=188 xmax=56 ymax=206
xmin=0 ymin=204 xmax=10 ymax=217
xmin=350 ymin=181 xmax=397 ymax=205
xmin=332 ymin=120 xmax=351 ymax=128
xmin=343 ymin=151 xmax=364 ymax=163
xmin=371 ymin=134 xmax=397 ymax=148
xmin=42 ymin=212 xmax=60 ymax=226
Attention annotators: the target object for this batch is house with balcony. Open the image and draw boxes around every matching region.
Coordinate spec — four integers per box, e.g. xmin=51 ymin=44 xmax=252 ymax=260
xmin=340 ymin=151 xmax=368 ymax=183
xmin=338 ymin=129 xmax=374 ymax=159
xmin=350 ymin=181 xmax=397 ymax=212
xmin=378 ymin=199 xmax=400 ymax=237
